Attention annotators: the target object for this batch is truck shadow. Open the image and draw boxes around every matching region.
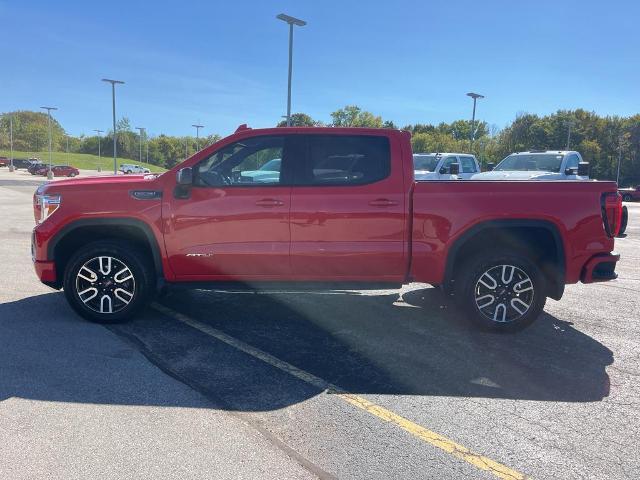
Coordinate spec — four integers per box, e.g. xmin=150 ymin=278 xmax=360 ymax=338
xmin=0 ymin=288 xmax=613 ymax=411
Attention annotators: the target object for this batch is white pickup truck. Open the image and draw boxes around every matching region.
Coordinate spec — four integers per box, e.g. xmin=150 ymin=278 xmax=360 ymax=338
xmin=413 ymin=153 xmax=480 ymax=180
xmin=119 ymin=164 xmax=151 ymax=174
xmin=471 ymin=150 xmax=589 ymax=180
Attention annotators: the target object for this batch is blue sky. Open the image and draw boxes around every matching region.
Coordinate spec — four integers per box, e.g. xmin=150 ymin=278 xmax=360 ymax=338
xmin=2 ymin=0 xmax=638 ymax=138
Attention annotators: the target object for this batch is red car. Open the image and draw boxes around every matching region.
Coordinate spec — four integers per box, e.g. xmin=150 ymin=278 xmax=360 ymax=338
xmin=0 ymin=156 xmax=9 ymax=167
xmin=36 ymin=165 xmax=80 ymax=177
xmin=619 ymin=186 xmax=640 ymax=202
xmin=31 ymin=125 xmax=622 ymax=331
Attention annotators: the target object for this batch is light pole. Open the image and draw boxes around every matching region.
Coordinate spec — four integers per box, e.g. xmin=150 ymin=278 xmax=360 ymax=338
xmin=564 ymin=120 xmax=574 ymax=150
xmin=276 ymin=13 xmax=306 ymax=127
xmin=40 ymin=106 xmax=58 ymax=180
xmin=94 ymin=129 xmax=104 ymax=172
xmin=9 ymin=115 xmax=14 ymax=172
xmin=466 ymin=92 xmax=484 ymax=151
xmin=135 ymin=126 xmax=145 ymax=164
xmin=616 ymin=135 xmax=623 ymax=185
xmin=102 ymin=78 xmax=125 ymax=174
xmin=192 ymin=124 xmax=203 ymax=151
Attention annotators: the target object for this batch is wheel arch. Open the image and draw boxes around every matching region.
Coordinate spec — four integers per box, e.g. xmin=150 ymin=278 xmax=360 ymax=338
xmin=443 ymin=219 xmax=566 ymax=300
xmin=48 ymin=218 xmax=164 ymax=287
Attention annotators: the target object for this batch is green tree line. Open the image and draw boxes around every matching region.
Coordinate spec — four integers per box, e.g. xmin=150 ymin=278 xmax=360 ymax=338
xmin=2 ymin=107 xmax=638 ymax=186
xmin=0 ymin=112 xmax=221 ymax=170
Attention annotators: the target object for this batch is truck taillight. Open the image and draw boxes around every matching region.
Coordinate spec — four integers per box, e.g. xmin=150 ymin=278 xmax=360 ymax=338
xmin=34 ymin=194 xmax=61 ymax=224
xmin=601 ymin=192 xmax=622 ymax=237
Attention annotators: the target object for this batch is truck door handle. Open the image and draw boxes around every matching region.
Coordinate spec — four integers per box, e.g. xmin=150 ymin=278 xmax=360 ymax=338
xmin=255 ymin=198 xmax=284 ymax=207
xmin=369 ymin=198 xmax=398 ymax=207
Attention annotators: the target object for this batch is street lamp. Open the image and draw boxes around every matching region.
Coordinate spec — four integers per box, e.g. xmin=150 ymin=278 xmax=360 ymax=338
xmin=94 ymin=129 xmax=104 ymax=172
xmin=135 ymin=126 xmax=145 ymax=164
xmin=102 ymin=78 xmax=125 ymax=174
xmin=192 ymin=124 xmax=204 ymax=151
xmin=276 ymin=13 xmax=306 ymax=127
xmin=564 ymin=120 xmax=574 ymax=150
xmin=616 ymin=135 xmax=624 ymax=185
xmin=466 ymin=92 xmax=484 ymax=150
xmin=8 ymin=114 xmax=14 ymax=172
xmin=40 ymin=106 xmax=58 ymax=180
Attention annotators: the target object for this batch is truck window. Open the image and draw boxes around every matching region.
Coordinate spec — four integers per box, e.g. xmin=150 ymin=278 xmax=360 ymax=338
xmin=297 ymin=135 xmax=390 ymax=186
xmin=413 ymin=154 xmax=439 ymax=172
xmin=459 ymin=156 xmax=477 ymax=173
xmin=194 ymin=136 xmax=285 ymax=187
xmin=440 ymin=156 xmax=458 ymax=174
xmin=565 ymin=154 xmax=579 ymax=171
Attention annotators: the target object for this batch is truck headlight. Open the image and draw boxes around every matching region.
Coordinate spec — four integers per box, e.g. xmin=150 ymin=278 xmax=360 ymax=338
xmin=35 ymin=194 xmax=61 ymax=224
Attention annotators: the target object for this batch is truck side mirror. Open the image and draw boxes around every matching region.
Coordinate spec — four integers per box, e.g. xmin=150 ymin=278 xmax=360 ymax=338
xmin=577 ymin=162 xmax=590 ymax=176
xmin=486 ymin=162 xmax=495 ymax=171
xmin=176 ymin=167 xmax=193 ymax=185
xmin=449 ymin=163 xmax=460 ymax=175
xmin=175 ymin=167 xmax=193 ymax=199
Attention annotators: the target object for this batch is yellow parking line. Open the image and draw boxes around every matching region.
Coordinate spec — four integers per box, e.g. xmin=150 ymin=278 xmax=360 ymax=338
xmin=152 ymin=303 xmax=527 ymax=480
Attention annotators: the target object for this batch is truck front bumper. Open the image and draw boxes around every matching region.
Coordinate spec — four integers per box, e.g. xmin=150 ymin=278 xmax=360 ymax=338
xmin=34 ymin=260 xmax=57 ymax=283
xmin=32 ymin=229 xmax=58 ymax=287
xmin=581 ymin=252 xmax=620 ymax=283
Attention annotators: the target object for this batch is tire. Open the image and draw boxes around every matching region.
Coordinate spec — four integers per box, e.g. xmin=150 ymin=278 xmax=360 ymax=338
xmin=126 ymin=170 xmax=132 ymax=174
xmin=618 ymin=206 xmax=628 ymax=236
xmin=623 ymin=194 xmax=632 ymax=202
xmin=454 ymin=252 xmax=546 ymax=332
xmin=68 ymin=172 xmax=76 ymax=177
xmin=63 ymin=240 xmax=154 ymax=323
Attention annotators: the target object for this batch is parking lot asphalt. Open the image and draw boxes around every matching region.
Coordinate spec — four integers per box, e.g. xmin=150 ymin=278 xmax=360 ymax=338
xmin=1 ymin=169 xmax=639 ymax=479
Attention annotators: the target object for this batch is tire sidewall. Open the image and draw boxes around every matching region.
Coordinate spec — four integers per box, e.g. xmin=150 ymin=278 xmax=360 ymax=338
xmin=63 ymin=241 xmax=152 ymax=323
xmin=618 ymin=206 xmax=628 ymax=236
xmin=456 ymin=252 xmax=546 ymax=332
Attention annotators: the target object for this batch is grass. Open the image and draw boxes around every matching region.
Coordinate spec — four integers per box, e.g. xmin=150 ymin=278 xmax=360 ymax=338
xmin=0 ymin=149 xmax=167 ymax=173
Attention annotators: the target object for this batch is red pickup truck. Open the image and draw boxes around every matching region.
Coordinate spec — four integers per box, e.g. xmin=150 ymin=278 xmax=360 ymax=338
xmin=31 ymin=126 xmax=622 ymax=331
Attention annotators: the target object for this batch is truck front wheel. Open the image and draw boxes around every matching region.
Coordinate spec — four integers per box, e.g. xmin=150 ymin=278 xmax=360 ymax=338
xmin=63 ymin=240 xmax=153 ymax=323
xmin=455 ymin=252 xmax=546 ymax=332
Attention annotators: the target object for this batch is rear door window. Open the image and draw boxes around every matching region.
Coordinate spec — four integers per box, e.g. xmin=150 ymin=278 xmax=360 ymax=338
xmin=297 ymin=135 xmax=390 ymax=186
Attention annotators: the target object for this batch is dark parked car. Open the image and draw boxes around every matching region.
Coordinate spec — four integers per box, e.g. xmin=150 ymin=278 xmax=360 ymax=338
xmin=28 ymin=161 xmax=44 ymax=174
xmin=619 ymin=186 xmax=640 ymax=202
xmin=35 ymin=165 xmax=79 ymax=177
xmin=11 ymin=158 xmax=34 ymax=169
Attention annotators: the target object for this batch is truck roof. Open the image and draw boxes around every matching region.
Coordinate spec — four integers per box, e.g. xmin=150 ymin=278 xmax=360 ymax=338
xmin=234 ymin=125 xmax=409 ymax=136
xmin=413 ymin=152 xmax=475 ymax=157
xmin=513 ymin=150 xmax=579 ymax=156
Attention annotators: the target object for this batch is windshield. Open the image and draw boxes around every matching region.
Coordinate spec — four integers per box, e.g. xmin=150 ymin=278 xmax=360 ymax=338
xmin=259 ymin=158 xmax=281 ymax=171
xmin=413 ymin=154 xmax=439 ymax=171
xmin=494 ymin=154 xmax=563 ymax=173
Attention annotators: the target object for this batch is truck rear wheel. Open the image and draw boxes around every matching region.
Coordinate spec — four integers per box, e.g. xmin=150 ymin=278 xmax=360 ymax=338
xmin=63 ymin=240 xmax=153 ymax=323
xmin=455 ymin=252 xmax=546 ymax=332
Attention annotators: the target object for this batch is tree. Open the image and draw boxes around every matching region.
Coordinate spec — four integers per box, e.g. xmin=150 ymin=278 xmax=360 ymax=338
xmin=277 ymin=113 xmax=322 ymax=127
xmin=0 ymin=110 xmax=66 ymax=152
xmin=330 ymin=105 xmax=383 ymax=128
